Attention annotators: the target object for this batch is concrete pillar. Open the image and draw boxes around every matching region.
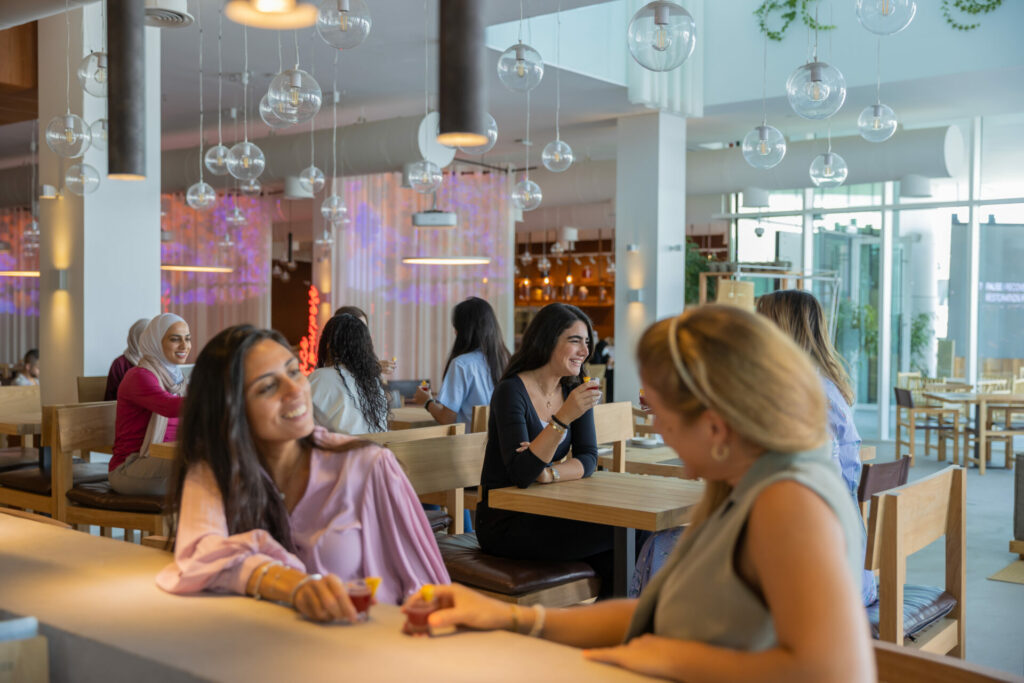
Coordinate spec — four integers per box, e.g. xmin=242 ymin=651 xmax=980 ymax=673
xmin=613 ymin=112 xmax=687 ymax=404
xmin=37 ymin=6 xmax=162 ymax=404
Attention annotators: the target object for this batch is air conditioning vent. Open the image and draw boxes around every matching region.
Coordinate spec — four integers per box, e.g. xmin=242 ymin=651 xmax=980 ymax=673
xmin=145 ymin=0 xmax=194 ymax=28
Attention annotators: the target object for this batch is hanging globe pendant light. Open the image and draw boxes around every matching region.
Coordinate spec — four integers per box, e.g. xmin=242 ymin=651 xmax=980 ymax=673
xmin=497 ymin=43 xmax=544 ymax=93
xmin=186 ymin=181 xmax=217 ymax=210
xmin=626 ymin=1 xmax=696 ymax=72
xmin=512 ymin=179 xmax=542 ymax=211
xmin=299 ymin=165 xmax=326 ymax=194
xmin=316 ymin=0 xmax=372 ymax=50
xmin=227 ymin=141 xmax=265 ymax=180
xmin=809 ymin=151 xmax=848 ymax=188
xmin=65 ymin=163 xmax=101 ymax=195
xmin=407 ymin=159 xmax=443 ymax=194
xmin=457 ymin=113 xmax=498 ymax=155
xmin=321 ymin=194 xmax=349 ymax=225
xmin=858 ymin=103 xmax=897 ymax=142
xmin=267 ymin=68 xmax=322 ymax=125
xmin=259 ymin=94 xmax=292 ymax=129
xmin=786 ymin=60 xmax=846 ymax=120
xmin=742 ymin=125 xmax=786 ymax=169
xmin=89 ymin=118 xmax=108 ymax=151
xmin=45 ymin=114 xmax=92 ymax=158
xmin=541 ymin=140 xmax=574 ymax=173
xmin=205 ymin=145 xmax=231 ymax=175
xmin=856 ymin=0 xmax=916 ymax=35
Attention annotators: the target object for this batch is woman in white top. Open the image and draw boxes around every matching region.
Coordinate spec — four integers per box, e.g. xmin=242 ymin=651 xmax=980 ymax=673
xmin=309 ymin=313 xmax=390 ymax=434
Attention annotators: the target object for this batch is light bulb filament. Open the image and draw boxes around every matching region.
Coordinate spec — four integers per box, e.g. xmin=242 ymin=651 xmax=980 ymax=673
xmin=339 ymin=11 xmax=349 ymax=31
xmin=823 ymin=165 xmax=833 ymax=177
xmin=289 ymin=87 xmax=302 ymax=106
xmin=880 ymin=0 xmax=892 ymax=16
xmin=515 ymin=60 xmax=526 ymax=78
xmin=64 ymin=128 xmax=75 ymax=144
xmin=242 ymin=156 xmax=251 ymax=169
xmin=653 ymin=26 xmax=669 ymax=52
xmin=872 ymin=117 xmax=882 ymax=130
xmin=758 ymin=140 xmax=769 ymax=155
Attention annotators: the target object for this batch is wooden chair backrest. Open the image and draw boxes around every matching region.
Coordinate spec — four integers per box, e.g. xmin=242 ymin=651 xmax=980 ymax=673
xmin=56 ymin=402 xmax=117 ymax=454
xmin=865 ymin=466 xmax=966 ymax=649
xmin=0 ymin=384 xmax=39 ymax=412
xmin=977 ymin=378 xmax=1010 ymax=394
xmin=385 ymin=432 xmax=487 ymax=495
xmin=874 ymin=641 xmax=1024 ymax=683
xmin=896 ymin=371 xmax=921 ymax=388
xmin=632 ymin=406 xmax=656 ymax=436
xmin=470 ymin=405 xmax=489 ymax=433
xmin=857 ymin=456 xmax=910 ymax=522
xmin=76 ymin=376 xmax=108 ymax=403
xmin=593 ymin=401 xmax=633 ymax=472
xmin=358 ymin=422 xmax=464 ymax=445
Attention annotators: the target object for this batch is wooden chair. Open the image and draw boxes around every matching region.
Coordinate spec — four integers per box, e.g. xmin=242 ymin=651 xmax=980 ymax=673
xmin=874 ymin=641 xmax=1024 ymax=683
xmin=632 ymin=406 xmax=657 ymax=437
xmin=0 ymin=384 xmax=40 ymax=448
xmin=865 ymin=467 xmax=965 ymax=657
xmin=857 ymin=456 xmax=911 ymax=524
xmin=470 ymin=405 xmax=489 ymax=434
xmin=0 ymin=507 xmax=72 ymax=529
xmin=54 ymin=403 xmax=169 ymax=541
xmin=76 ymin=376 xmax=108 ymax=403
xmin=593 ymin=401 xmax=634 ymax=472
xmin=894 ymin=388 xmax=958 ymax=466
xmin=358 ymin=423 xmax=464 ymax=445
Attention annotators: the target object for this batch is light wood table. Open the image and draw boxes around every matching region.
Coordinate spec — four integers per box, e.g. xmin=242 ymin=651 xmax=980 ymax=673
xmin=0 ymin=515 xmax=653 ymax=682
xmin=489 ymin=471 xmax=704 ymax=596
xmin=389 ymin=406 xmax=435 ymax=430
xmin=923 ymin=392 xmax=1024 ymax=475
xmin=0 ymin=409 xmax=43 ymax=466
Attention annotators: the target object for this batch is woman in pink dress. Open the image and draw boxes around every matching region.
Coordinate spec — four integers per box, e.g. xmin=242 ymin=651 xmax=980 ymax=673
xmin=157 ymin=325 xmax=448 ymax=623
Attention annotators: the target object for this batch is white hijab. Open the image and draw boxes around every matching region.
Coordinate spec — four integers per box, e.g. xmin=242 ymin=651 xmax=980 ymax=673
xmin=135 ymin=313 xmax=188 ymax=460
xmin=123 ymin=318 xmax=150 ymax=366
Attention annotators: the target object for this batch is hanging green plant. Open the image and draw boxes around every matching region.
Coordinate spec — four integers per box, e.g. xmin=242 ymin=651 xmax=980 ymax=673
xmin=941 ymin=0 xmax=1003 ymax=31
xmin=754 ymin=0 xmax=836 ymax=42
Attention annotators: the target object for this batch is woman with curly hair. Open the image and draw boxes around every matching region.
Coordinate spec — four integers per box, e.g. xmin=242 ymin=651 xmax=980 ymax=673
xmin=310 ymin=313 xmax=391 ymax=434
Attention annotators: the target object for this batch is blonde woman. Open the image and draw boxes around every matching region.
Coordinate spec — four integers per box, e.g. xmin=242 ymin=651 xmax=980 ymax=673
xmin=409 ymin=306 xmax=874 ymax=683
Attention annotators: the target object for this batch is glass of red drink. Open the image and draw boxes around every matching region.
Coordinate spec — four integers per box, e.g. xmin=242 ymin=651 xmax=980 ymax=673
xmin=403 ymin=595 xmax=439 ymax=636
xmin=346 ymin=580 xmax=373 ymax=621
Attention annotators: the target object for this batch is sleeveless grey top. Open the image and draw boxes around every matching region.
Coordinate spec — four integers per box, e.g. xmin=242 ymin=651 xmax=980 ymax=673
xmin=625 ymin=444 xmax=864 ymax=650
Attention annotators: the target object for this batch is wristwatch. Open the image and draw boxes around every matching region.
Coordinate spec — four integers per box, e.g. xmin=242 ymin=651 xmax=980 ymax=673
xmin=549 ymin=467 xmax=560 ymax=483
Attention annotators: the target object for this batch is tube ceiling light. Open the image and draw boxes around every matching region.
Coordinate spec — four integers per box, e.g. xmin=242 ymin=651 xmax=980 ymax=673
xmin=225 ymin=0 xmax=318 ymax=29
xmin=437 ymin=0 xmax=488 ymax=147
xmin=160 ymin=265 xmax=235 ymax=273
xmin=107 ymin=0 xmax=146 ymax=180
xmin=401 ymin=256 xmax=491 ymax=266
xmin=0 ymin=271 xmax=42 ymax=278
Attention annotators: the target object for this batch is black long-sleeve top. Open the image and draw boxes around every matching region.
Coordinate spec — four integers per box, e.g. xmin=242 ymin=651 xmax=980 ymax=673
xmin=479 ymin=375 xmax=598 ymax=505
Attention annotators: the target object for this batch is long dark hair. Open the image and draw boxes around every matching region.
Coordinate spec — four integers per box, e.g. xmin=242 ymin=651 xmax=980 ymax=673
xmin=317 ymin=313 xmax=390 ymax=432
xmin=444 ymin=297 xmax=510 ymax=387
xmin=501 ymin=303 xmax=594 ymax=390
xmin=168 ymin=325 xmax=300 ymax=552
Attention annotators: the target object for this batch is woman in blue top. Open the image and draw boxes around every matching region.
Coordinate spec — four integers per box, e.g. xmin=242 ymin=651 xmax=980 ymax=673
xmin=414 ymin=297 xmax=511 ymax=427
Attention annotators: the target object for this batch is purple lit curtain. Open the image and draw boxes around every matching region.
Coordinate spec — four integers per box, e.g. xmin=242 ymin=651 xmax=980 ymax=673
xmin=323 ymin=168 xmax=513 ymax=385
xmin=0 ymin=208 xmax=39 ymax=366
xmin=161 ymin=193 xmax=271 ymax=353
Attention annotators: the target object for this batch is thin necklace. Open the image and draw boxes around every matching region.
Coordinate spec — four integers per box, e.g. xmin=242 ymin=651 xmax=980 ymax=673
xmin=530 ymin=372 xmax=560 ymax=411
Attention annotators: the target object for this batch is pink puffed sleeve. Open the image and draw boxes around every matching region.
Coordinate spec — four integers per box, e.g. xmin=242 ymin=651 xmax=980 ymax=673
xmin=155 ymin=462 xmax=305 ymax=595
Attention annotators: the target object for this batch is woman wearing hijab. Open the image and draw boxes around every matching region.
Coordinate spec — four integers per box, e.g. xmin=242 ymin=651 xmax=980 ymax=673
xmin=109 ymin=313 xmax=192 ymax=496
xmin=104 ymin=318 xmax=151 ymax=401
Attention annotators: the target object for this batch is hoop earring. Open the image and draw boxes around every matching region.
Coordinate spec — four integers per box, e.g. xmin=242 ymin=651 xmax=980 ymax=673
xmin=710 ymin=443 xmax=730 ymax=462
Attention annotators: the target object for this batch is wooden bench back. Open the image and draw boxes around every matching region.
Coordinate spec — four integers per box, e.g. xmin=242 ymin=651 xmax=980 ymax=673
xmin=56 ymin=402 xmax=117 ymax=454
xmin=470 ymin=405 xmax=489 ymax=433
xmin=593 ymin=401 xmax=633 ymax=472
xmin=358 ymin=422 xmax=464 ymax=445
xmin=0 ymin=384 xmax=39 ymax=412
xmin=76 ymin=376 xmax=108 ymax=403
xmin=866 ymin=466 xmax=966 ymax=653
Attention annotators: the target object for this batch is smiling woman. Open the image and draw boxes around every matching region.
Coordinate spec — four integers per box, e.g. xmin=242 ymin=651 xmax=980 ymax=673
xmin=156 ymin=325 xmax=448 ymax=621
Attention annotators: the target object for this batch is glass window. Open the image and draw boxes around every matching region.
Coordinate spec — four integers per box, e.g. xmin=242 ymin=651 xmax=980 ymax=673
xmin=811 ymin=182 xmax=883 ymax=211
xmin=981 ymin=113 xmax=1024 ymax=201
xmin=977 ymin=203 xmax=1024 ymax=383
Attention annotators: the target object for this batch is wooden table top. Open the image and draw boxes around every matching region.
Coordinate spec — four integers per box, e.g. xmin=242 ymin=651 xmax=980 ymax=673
xmin=0 ymin=515 xmax=653 ymax=682
xmin=597 ymin=445 xmax=685 ymax=478
xmin=389 ymin=406 xmax=436 ymax=429
xmin=0 ymin=410 xmax=42 ymax=435
xmin=489 ymin=471 xmax=703 ymax=532
xmin=923 ymin=392 xmax=1024 ymax=405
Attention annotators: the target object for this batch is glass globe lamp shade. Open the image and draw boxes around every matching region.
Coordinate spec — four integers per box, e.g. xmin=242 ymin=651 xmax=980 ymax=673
xmin=809 ymin=152 xmax=849 ymax=188
xmin=536 ymin=255 xmax=551 ymax=273
xmin=321 ymin=194 xmax=349 ymax=225
xmin=741 ymin=124 xmax=787 ymax=169
xmin=856 ymin=0 xmax=916 ymax=35
xmin=316 ymin=0 xmax=372 ymax=49
xmin=227 ymin=141 xmax=266 ymax=180
xmin=786 ymin=61 xmax=846 ymax=120
xmin=65 ymin=163 xmax=101 ymax=196
xmin=204 ymin=145 xmax=231 ymax=176
xmin=497 ymin=43 xmax=544 ymax=93
xmin=457 ymin=113 xmax=498 ymax=155
xmin=267 ymin=69 xmax=322 ymax=124
xmin=511 ymin=179 xmax=542 ymax=212
xmin=519 ymin=250 xmax=533 ymax=265
xmin=541 ymin=140 xmax=574 ymax=173
xmin=45 ymin=114 xmax=92 ymax=158
xmin=186 ymin=181 xmax=217 ymax=210
xmin=89 ymin=118 xmax=108 ymax=152
xmin=299 ymin=165 xmax=326 ymax=194
xmin=407 ymin=159 xmax=443 ymax=194
xmin=226 ymin=206 xmax=247 ymax=225
xmin=239 ymin=178 xmax=262 ymax=195
xmin=77 ymin=51 xmax=108 ymax=97
xmin=627 ymin=1 xmax=696 ymax=72
xmin=259 ymin=94 xmax=292 ymax=129
xmin=857 ymin=103 xmax=897 ymax=143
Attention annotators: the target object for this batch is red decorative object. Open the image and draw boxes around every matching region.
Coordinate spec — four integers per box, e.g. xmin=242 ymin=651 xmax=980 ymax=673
xmin=298 ymin=284 xmax=321 ymax=375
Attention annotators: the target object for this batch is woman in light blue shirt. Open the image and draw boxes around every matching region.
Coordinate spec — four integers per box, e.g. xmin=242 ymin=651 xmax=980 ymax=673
xmin=415 ymin=297 xmax=510 ymax=427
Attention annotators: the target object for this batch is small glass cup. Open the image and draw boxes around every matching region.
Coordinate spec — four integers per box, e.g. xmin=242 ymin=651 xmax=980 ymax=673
xmin=403 ymin=595 xmax=439 ymax=636
xmin=639 ymin=388 xmax=650 ymax=411
xmin=345 ymin=579 xmax=373 ymax=621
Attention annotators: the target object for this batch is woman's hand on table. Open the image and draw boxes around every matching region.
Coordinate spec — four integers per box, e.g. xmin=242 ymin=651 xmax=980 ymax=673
xmin=403 ymin=583 xmax=518 ymax=632
xmin=583 ymin=634 xmax=685 ymax=680
xmin=292 ymin=573 xmax=361 ymax=624
xmin=556 ymin=380 xmax=602 ymax=424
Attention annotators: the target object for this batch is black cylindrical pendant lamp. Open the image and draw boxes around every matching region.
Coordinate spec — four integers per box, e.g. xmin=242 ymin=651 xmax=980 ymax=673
xmin=437 ymin=0 xmax=488 ymax=147
xmin=107 ymin=0 xmax=146 ymax=180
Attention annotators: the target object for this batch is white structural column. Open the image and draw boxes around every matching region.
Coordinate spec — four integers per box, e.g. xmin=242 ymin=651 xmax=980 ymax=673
xmin=38 ymin=7 xmax=162 ymax=404
xmin=613 ymin=112 xmax=687 ymax=403
xmin=966 ymin=117 xmax=982 ymax=386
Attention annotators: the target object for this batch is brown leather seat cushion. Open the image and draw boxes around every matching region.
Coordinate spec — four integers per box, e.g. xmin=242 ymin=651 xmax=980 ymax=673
xmin=0 ymin=448 xmax=38 ymax=473
xmin=425 ymin=508 xmax=452 ymax=534
xmin=0 ymin=462 xmax=108 ymax=494
xmin=66 ymin=481 xmax=167 ymax=514
xmin=437 ymin=532 xmax=596 ymax=596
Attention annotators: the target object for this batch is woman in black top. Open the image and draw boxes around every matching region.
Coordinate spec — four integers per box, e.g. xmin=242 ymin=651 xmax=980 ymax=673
xmin=475 ymin=303 xmax=614 ymax=591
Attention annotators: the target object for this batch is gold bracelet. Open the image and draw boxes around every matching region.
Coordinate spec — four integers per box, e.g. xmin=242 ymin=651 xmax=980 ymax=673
xmin=510 ymin=604 xmax=519 ymax=633
xmin=548 ymin=420 xmax=566 ymax=435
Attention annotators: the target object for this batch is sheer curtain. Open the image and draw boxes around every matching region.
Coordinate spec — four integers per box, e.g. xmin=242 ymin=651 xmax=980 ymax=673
xmin=161 ymin=193 xmax=271 ymax=353
xmin=324 ymin=168 xmax=514 ymax=385
xmin=0 ymin=208 xmax=39 ymax=366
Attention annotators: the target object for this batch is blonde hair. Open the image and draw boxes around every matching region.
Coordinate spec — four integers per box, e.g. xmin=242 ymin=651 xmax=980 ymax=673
xmin=637 ymin=305 xmax=827 ymax=532
xmin=756 ymin=290 xmax=854 ymax=406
